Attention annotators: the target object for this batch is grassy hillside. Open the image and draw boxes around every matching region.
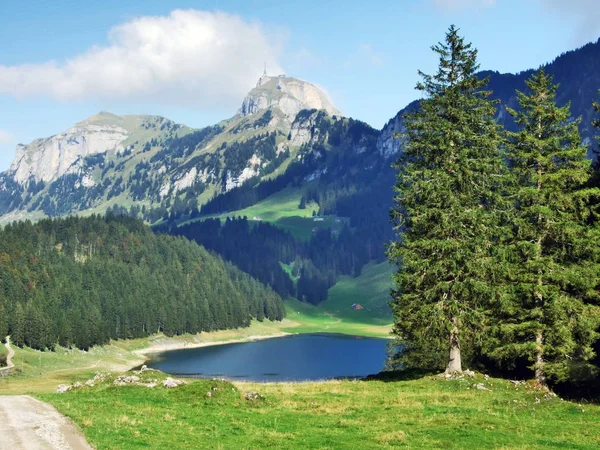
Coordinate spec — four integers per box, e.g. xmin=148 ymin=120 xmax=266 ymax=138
xmin=190 ymin=187 xmax=347 ymax=240
xmin=215 ymin=187 xmax=317 ymax=222
xmin=39 ymin=371 xmax=600 ymax=449
xmin=284 ymin=261 xmax=394 ymax=338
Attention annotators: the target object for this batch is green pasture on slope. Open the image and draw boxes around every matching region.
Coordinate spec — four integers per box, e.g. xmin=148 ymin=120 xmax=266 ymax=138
xmin=284 ymin=261 xmax=394 ymax=338
xmin=179 ymin=187 xmax=346 ymax=239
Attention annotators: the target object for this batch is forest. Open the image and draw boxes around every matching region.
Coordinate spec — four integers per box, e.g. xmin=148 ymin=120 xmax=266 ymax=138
xmin=0 ymin=215 xmax=284 ymax=351
xmin=167 ymin=215 xmax=387 ymax=305
xmin=387 ymin=26 xmax=600 ymax=394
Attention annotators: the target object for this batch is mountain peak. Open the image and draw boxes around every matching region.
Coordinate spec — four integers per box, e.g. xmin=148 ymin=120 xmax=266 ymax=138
xmin=240 ymin=74 xmax=341 ymax=119
xmin=77 ymin=111 xmax=124 ymax=127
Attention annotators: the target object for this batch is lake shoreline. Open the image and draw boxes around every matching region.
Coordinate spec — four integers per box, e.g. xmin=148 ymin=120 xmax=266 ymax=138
xmin=133 ymin=331 xmax=294 ymax=360
xmin=0 ymin=319 xmax=392 ymax=394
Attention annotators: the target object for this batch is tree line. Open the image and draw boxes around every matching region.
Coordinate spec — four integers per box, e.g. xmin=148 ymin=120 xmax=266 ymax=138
xmin=0 ymin=214 xmax=284 ymax=351
xmin=388 ymin=26 xmax=600 ymax=393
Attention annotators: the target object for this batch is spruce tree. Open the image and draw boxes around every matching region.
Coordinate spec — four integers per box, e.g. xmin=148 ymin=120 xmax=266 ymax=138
xmin=486 ymin=71 xmax=600 ymax=386
xmin=388 ymin=26 xmax=505 ymax=373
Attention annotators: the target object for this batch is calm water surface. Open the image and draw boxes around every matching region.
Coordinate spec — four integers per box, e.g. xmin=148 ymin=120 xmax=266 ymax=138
xmin=147 ymin=333 xmax=389 ymax=382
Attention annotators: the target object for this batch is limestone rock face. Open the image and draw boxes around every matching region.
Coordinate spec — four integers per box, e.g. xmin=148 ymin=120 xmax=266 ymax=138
xmin=10 ymin=123 xmax=129 ymax=184
xmin=240 ymin=75 xmax=341 ymax=120
xmin=289 ymin=110 xmax=323 ymax=147
xmin=224 ymin=154 xmax=263 ymax=192
xmin=377 ymin=113 xmax=405 ymax=158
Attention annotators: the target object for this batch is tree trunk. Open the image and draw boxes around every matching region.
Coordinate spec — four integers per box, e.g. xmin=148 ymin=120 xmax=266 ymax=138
xmin=446 ymin=320 xmax=462 ymax=374
xmin=535 ymin=327 xmax=545 ymax=386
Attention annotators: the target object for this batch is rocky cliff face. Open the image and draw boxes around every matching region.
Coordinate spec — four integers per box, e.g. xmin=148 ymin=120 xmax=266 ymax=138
xmin=377 ymin=113 xmax=405 ymax=158
xmin=240 ymin=74 xmax=341 ymax=120
xmin=10 ymin=123 xmax=129 ymax=184
xmin=0 ymin=73 xmax=351 ymax=220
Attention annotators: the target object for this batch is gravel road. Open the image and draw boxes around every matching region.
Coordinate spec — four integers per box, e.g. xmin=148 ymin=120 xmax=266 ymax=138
xmin=0 ymin=336 xmax=15 ymax=373
xmin=0 ymin=395 xmax=93 ymax=450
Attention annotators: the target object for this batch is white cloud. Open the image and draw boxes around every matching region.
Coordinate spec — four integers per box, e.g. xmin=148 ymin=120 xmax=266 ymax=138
xmin=0 ymin=129 xmax=16 ymax=145
xmin=432 ymin=0 xmax=496 ymax=11
xmin=538 ymin=0 xmax=600 ymax=45
xmin=0 ymin=10 xmax=284 ymax=108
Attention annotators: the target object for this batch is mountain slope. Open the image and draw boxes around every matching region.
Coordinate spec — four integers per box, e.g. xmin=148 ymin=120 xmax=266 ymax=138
xmin=1 ymin=39 xmax=599 ymax=309
xmin=0 ymin=75 xmax=342 ymax=222
xmin=380 ymin=37 xmax=600 ymax=157
xmin=0 ymin=214 xmax=284 ymax=350
xmin=3 ymin=38 xmax=599 ymax=224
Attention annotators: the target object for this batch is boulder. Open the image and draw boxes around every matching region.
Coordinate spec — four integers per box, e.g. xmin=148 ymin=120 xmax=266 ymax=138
xmin=162 ymin=377 xmax=186 ymax=388
xmin=56 ymin=384 xmax=72 ymax=394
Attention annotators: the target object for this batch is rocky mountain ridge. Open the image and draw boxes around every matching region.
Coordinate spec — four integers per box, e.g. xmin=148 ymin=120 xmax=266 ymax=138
xmin=380 ymin=37 xmax=600 ymax=158
xmin=2 ymin=37 xmax=600 ymax=223
xmin=0 ymin=75 xmax=362 ymax=221
xmin=240 ymin=74 xmax=341 ymax=119
xmin=11 ymin=123 xmax=129 ymax=185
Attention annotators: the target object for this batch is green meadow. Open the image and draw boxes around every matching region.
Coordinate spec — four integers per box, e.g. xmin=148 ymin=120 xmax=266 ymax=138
xmin=39 ymin=370 xmax=600 ymax=450
xmin=284 ymin=261 xmax=394 ymax=338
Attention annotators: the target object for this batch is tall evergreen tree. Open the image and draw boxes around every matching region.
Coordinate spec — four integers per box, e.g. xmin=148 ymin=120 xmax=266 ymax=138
xmin=486 ymin=71 xmax=600 ymax=386
xmin=388 ymin=26 xmax=505 ymax=373
xmin=11 ymin=303 xmax=25 ymax=348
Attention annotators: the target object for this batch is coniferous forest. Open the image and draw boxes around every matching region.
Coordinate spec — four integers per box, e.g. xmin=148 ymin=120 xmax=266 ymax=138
xmin=168 ymin=215 xmax=385 ymax=305
xmin=0 ymin=215 xmax=284 ymax=351
xmin=388 ymin=26 xmax=600 ymax=393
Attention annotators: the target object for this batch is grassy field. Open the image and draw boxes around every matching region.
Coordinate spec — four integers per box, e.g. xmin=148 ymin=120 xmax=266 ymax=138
xmin=283 ymin=261 xmax=394 ymax=338
xmin=178 ymin=187 xmax=346 ymax=240
xmin=38 ymin=370 xmax=600 ymax=449
xmin=323 ymin=261 xmax=394 ymax=325
xmin=216 ymin=187 xmax=317 ymax=221
xmin=0 ymin=341 xmax=144 ymax=394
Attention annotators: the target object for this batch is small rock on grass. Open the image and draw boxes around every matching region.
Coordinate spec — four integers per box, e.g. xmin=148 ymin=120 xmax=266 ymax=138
xmin=56 ymin=384 xmax=71 ymax=394
xmin=162 ymin=377 xmax=187 ymax=388
xmin=245 ymin=392 xmax=264 ymax=401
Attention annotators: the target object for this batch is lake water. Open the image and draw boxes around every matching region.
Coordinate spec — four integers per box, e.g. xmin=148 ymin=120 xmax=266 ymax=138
xmin=147 ymin=333 xmax=389 ymax=382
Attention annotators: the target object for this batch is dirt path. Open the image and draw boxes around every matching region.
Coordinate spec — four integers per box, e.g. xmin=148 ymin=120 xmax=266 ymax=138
xmin=0 ymin=336 xmax=15 ymax=373
xmin=0 ymin=396 xmax=92 ymax=450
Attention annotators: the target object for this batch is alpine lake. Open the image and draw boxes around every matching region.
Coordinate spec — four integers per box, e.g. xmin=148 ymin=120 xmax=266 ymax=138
xmin=146 ymin=333 xmax=390 ymax=382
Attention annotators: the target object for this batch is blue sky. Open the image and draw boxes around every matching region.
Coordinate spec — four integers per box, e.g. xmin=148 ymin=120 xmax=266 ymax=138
xmin=1 ymin=0 xmax=599 ymax=171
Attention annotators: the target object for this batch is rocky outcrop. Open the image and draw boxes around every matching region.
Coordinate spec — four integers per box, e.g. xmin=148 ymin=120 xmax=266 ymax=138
xmin=377 ymin=112 xmax=405 ymax=158
xmin=288 ymin=110 xmax=329 ymax=147
xmin=224 ymin=154 xmax=263 ymax=191
xmin=10 ymin=124 xmax=129 ymax=184
xmin=240 ymin=75 xmax=341 ymax=120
